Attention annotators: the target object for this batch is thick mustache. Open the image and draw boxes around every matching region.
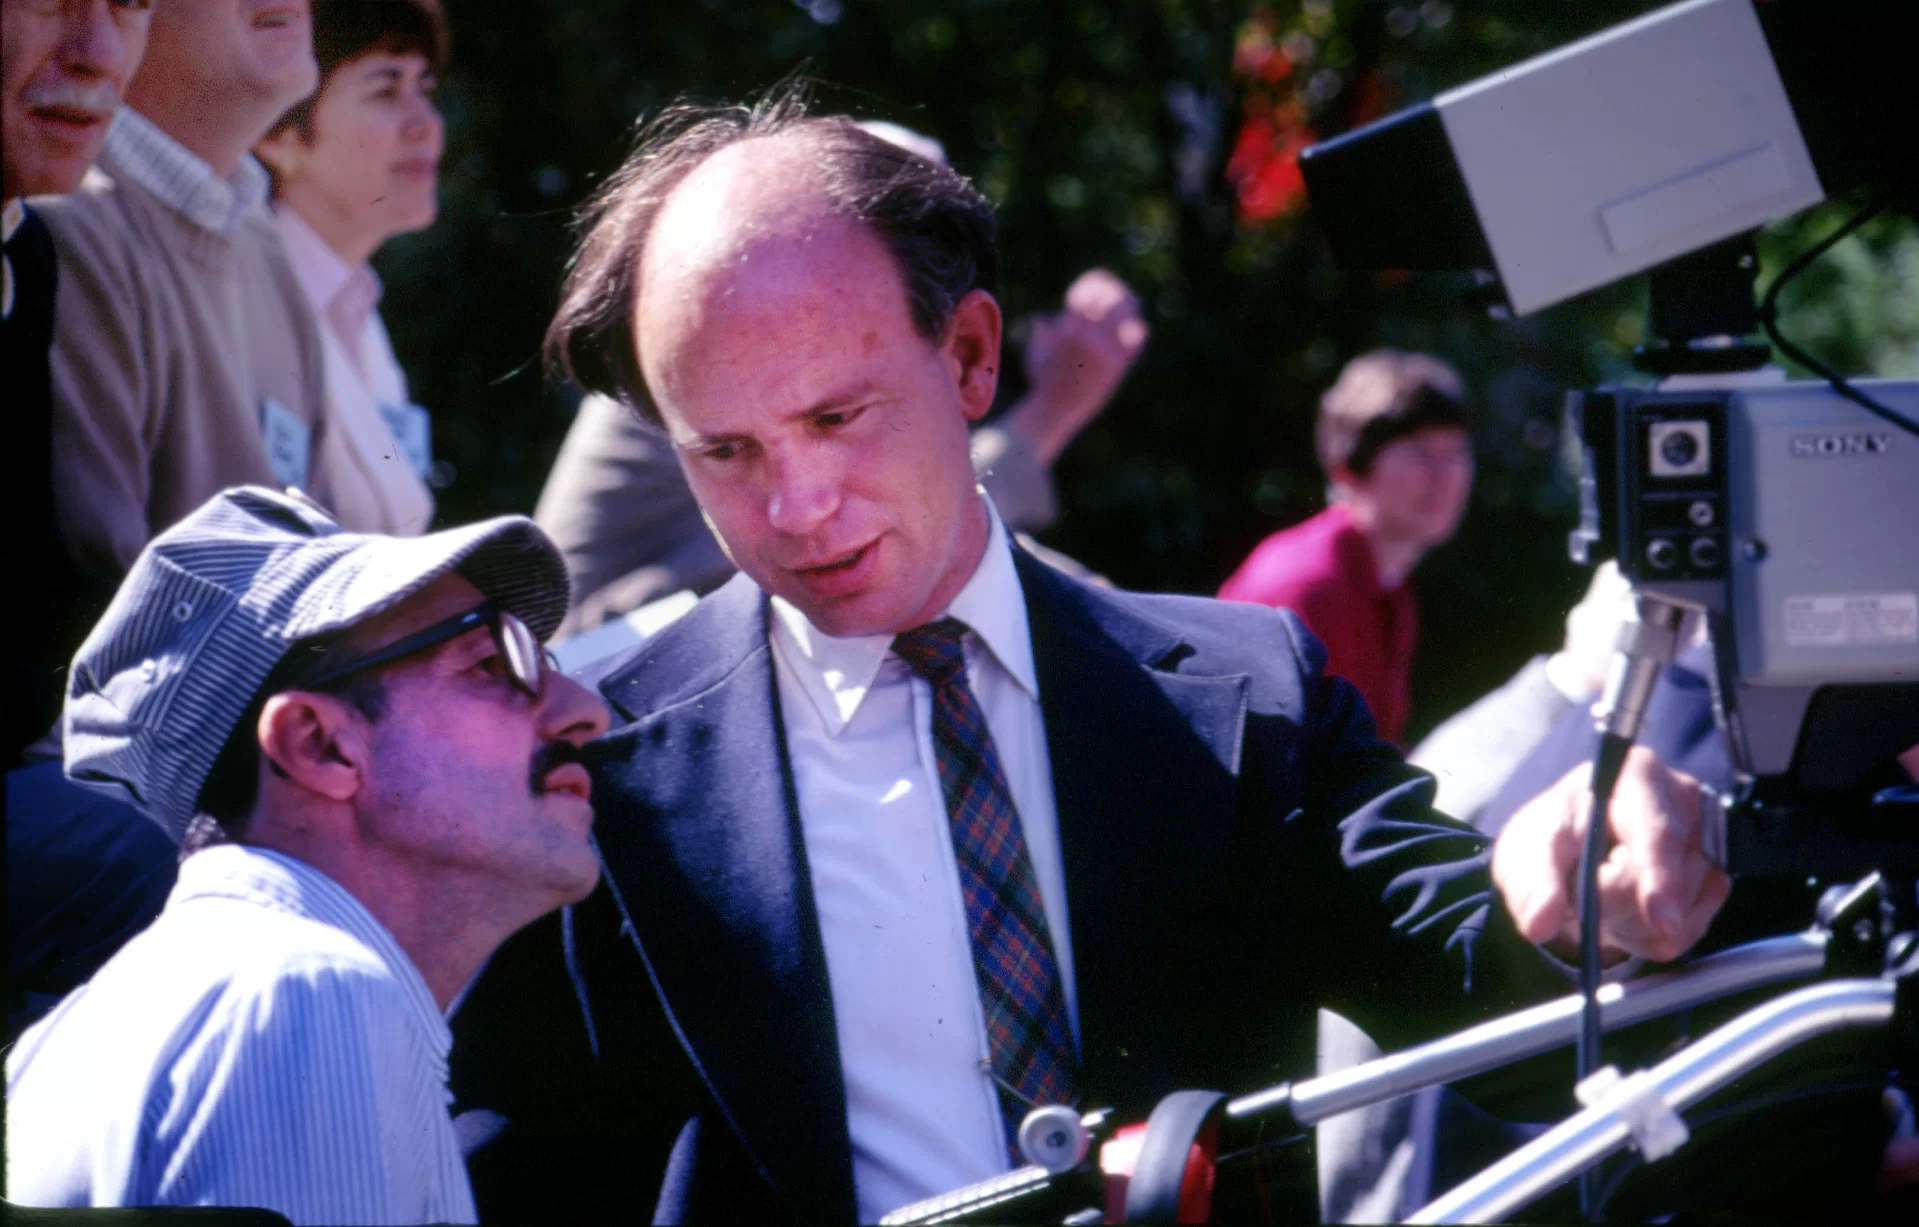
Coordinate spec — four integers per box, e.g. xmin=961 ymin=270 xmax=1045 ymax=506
xmin=529 ymin=739 xmax=588 ymax=797
xmin=23 ymin=79 xmax=121 ymax=119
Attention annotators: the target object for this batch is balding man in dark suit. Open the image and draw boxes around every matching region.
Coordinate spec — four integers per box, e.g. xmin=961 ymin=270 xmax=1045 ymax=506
xmin=449 ymin=94 xmax=1729 ymax=1224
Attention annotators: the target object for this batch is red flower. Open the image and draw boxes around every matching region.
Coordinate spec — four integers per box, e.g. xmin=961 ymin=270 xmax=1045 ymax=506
xmin=1226 ymin=101 xmax=1314 ymax=224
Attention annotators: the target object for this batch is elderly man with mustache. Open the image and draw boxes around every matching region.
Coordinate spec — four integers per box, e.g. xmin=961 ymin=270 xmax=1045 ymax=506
xmin=9 ymin=0 xmax=334 ymax=1042
xmin=2 ymin=0 xmax=161 ymax=1042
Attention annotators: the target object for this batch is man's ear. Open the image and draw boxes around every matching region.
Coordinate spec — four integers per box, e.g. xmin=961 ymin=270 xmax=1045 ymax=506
xmin=942 ymin=289 xmax=1003 ymax=425
xmin=257 ymin=692 xmax=366 ymax=804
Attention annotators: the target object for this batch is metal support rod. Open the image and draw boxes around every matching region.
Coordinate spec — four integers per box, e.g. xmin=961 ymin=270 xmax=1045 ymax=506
xmin=880 ymin=933 xmax=1831 ymax=1226
xmin=1227 ymin=931 xmax=1825 ymax=1127
xmin=1406 ymin=977 xmax=1897 ymax=1224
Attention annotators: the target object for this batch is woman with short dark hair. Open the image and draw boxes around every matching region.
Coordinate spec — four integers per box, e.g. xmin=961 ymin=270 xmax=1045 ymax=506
xmin=257 ymin=0 xmax=449 ymax=537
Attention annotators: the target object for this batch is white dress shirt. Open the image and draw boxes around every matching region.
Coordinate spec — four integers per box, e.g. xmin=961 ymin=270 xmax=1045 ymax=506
xmin=769 ymin=497 xmax=1078 ymax=1223
xmin=275 ymin=205 xmax=435 ymax=536
xmin=6 ymin=844 xmax=477 ymax=1226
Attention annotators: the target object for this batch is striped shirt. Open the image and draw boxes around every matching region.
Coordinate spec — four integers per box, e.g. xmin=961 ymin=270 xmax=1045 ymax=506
xmin=5 ymin=844 xmax=477 ymax=1225
xmin=97 ymin=106 xmax=271 ymax=235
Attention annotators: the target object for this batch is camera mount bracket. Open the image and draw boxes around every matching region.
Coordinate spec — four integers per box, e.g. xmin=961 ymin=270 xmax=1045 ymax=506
xmin=1632 ymin=233 xmax=1773 ymax=377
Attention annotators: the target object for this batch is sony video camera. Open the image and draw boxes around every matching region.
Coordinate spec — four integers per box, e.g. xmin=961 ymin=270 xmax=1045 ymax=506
xmin=1300 ymin=0 xmax=1919 ymax=879
xmin=1567 ymin=376 xmax=1919 ymax=876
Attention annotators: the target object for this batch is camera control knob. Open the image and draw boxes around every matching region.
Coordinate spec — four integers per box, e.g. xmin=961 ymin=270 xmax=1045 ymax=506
xmin=1018 ymin=1104 xmax=1090 ymax=1173
xmin=1645 ymin=538 xmax=1679 ymax=571
xmin=1689 ymin=537 xmax=1720 ymax=570
xmin=1687 ymin=500 xmax=1715 ymax=528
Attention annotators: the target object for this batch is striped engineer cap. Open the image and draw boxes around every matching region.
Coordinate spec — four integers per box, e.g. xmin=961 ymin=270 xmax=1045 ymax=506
xmin=63 ymin=486 xmax=572 ymax=843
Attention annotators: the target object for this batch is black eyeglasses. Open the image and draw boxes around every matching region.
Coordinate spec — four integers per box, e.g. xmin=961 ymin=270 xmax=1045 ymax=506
xmin=299 ymin=600 xmax=552 ymax=698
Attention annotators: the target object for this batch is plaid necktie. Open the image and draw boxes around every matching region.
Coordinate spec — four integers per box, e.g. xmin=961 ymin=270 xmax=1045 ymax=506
xmin=892 ymin=617 xmax=1080 ymax=1157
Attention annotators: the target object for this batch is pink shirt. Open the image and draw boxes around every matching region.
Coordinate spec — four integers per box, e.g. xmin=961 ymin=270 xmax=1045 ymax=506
xmin=1217 ymin=503 xmax=1418 ymax=744
xmin=273 ymin=205 xmax=433 ymax=536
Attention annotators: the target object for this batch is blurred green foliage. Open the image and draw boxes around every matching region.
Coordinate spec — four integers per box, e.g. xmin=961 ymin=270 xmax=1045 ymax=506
xmin=376 ymin=0 xmax=1918 ymax=739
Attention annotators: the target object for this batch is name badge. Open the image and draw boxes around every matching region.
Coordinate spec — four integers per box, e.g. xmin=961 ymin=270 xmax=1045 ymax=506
xmin=260 ymin=397 xmax=311 ymax=489
xmin=377 ymin=400 xmax=434 ymax=480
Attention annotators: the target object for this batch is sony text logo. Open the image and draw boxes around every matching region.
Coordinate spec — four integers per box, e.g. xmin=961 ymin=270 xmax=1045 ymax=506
xmin=1789 ymin=433 xmax=1892 ymax=458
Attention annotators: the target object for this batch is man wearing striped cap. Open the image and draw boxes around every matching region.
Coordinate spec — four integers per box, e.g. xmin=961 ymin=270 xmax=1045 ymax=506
xmin=6 ymin=485 xmax=609 ymax=1225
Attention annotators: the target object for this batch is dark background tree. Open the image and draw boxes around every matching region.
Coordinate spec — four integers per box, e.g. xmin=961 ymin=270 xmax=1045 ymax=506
xmin=376 ymin=0 xmax=1917 ymax=742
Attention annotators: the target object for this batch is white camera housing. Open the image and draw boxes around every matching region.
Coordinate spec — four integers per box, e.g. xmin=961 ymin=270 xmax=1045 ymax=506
xmin=1432 ymin=0 xmax=1821 ymax=314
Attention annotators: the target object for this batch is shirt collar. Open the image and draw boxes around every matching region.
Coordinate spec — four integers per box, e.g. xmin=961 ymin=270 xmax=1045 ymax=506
xmin=171 ymin=844 xmax=452 ymax=1062
xmin=274 ymin=203 xmax=382 ymax=356
xmin=100 ymin=106 xmax=271 ymax=235
xmin=769 ymin=493 xmax=1038 ymax=736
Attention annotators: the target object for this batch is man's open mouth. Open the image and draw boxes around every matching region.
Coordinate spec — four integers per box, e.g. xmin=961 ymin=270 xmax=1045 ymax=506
xmin=795 ymin=543 xmax=871 ymax=577
xmin=540 ymin=763 xmax=592 ymax=802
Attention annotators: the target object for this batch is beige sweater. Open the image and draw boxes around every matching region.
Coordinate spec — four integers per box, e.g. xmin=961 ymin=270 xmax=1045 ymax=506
xmin=37 ymin=167 xmax=329 ymax=578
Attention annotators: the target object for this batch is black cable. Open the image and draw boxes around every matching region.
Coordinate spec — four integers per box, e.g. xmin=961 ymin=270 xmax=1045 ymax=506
xmin=1758 ymin=188 xmax=1919 ymax=439
xmin=1575 ymin=730 xmax=1635 ymax=1219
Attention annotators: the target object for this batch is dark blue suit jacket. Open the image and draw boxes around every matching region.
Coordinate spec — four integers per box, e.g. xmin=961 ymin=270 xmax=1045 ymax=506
xmin=449 ymin=547 xmax=1561 ymax=1223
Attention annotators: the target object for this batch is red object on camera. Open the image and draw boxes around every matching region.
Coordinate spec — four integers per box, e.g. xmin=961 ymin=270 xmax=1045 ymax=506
xmin=1098 ymin=1120 xmax=1219 ymax=1224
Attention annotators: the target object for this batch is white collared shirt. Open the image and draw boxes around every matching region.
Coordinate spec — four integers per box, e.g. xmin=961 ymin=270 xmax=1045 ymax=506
xmin=97 ymin=106 xmax=271 ymax=236
xmin=769 ymin=497 xmax=1078 ymax=1223
xmin=6 ymin=844 xmax=477 ymax=1225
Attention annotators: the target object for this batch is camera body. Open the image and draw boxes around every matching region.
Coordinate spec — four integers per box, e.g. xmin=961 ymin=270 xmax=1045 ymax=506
xmin=1293 ymin=0 xmax=1918 ymax=879
xmin=1570 ymin=375 xmax=1919 ymax=875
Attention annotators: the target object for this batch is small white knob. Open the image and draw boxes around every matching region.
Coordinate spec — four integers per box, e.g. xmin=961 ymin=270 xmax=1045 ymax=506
xmin=1018 ymin=1103 xmax=1089 ymax=1173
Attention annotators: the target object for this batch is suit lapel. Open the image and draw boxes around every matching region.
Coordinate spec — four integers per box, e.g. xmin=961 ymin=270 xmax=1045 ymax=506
xmin=588 ymin=576 xmax=855 ymax=1221
xmin=1014 ymin=551 xmax=1250 ymax=1113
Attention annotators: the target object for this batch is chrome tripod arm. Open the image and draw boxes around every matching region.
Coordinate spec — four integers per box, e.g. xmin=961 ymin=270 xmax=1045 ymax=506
xmin=1230 ymin=930 xmax=1826 ymax=1128
xmin=1406 ymin=977 xmax=1898 ymax=1224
